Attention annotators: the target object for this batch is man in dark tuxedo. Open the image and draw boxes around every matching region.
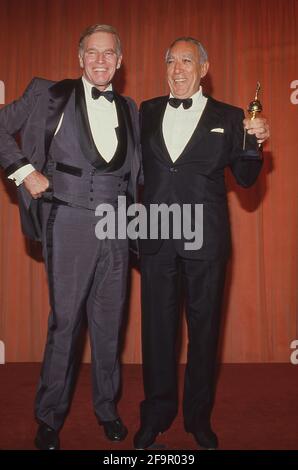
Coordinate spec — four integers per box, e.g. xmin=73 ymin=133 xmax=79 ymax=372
xmin=0 ymin=24 xmax=140 ymax=449
xmin=134 ymin=37 xmax=269 ymax=450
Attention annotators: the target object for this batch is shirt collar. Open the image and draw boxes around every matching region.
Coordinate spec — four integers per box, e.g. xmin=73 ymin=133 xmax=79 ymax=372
xmin=82 ymin=76 xmax=113 ymax=99
xmin=169 ymin=86 xmax=205 ymax=110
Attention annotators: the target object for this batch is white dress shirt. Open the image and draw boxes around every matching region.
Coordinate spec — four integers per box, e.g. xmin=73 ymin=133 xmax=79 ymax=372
xmin=162 ymin=87 xmax=208 ymax=162
xmin=81 ymin=76 xmax=118 ymax=162
xmin=9 ymin=76 xmax=118 ymax=185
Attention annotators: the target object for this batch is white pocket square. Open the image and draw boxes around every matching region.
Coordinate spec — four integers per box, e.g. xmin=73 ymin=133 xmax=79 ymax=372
xmin=210 ymin=128 xmax=224 ymax=133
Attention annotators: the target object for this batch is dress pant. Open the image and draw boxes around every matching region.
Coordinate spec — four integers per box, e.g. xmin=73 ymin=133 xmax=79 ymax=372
xmin=35 ymin=201 xmax=128 ymax=431
xmin=140 ymin=239 xmax=227 ymax=433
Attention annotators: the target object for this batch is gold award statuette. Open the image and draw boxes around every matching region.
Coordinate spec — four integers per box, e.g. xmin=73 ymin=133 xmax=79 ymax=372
xmin=243 ymin=81 xmax=263 ymax=150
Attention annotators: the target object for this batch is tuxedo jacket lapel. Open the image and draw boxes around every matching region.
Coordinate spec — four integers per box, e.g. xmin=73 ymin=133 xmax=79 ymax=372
xmin=176 ymin=96 xmax=223 ymax=164
xmin=113 ymin=93 xmax=129 ymax=164
xmin=75 ymin=78 xmax=105 ymax=168
xmin=45 ymin=79 xmax=76 ymax=156
xmin=114 ymin=93 xmax=132 ymax=146
xmin=148 ymin=95 xmax=224 ymax=165
xmin=148 ymin=96 xmax=172 ymax=164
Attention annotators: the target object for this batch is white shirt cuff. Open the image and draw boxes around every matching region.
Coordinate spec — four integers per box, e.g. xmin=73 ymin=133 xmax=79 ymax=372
xmin=8 ymin=164 xmax=35 ymax=186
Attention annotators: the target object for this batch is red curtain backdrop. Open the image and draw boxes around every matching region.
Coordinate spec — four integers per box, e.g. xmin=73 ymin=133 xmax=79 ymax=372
xmin=0 ymin=0 xmax=297 ymax=363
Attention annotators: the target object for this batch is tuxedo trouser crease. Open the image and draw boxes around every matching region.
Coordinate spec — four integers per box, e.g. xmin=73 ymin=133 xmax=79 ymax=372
xmin=140 ymin=240 xmax=227 ymax=432
xmin=35 ymin=202 xmax=128 ymax=431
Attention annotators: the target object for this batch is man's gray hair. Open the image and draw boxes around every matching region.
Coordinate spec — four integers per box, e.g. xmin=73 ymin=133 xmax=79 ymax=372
xmin=79 ymin=24 xmax=122 ymax=57
xmin=165 ymin=37 xmax=208 ymax=64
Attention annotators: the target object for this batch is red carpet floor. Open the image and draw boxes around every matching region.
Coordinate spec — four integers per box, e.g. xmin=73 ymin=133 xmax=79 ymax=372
xmin=0 ymin=364 xmax=297 ymax=450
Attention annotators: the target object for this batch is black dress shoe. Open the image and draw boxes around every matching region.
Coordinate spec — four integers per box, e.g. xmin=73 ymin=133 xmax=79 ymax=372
xmin=34 ymin=423 xmax=60 ymax=450
xmin=102 ymin=418 xmax=128 ymax=441
xmin=191 ymin=428 xmax=218 ymax=449
xmin=133 ymin=427 xmax=160 ymax=450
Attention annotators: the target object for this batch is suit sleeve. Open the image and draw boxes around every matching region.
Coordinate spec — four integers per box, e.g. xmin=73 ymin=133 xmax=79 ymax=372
xmin=122 ymin=96 xmax=143 ymax=205
xmin=229 ymin=108 xmax=263 ymax=188
xmin=0 ymin=78 xmax=38 ymax=176
xmin=137 ymin=102 xmax=145 ymax=186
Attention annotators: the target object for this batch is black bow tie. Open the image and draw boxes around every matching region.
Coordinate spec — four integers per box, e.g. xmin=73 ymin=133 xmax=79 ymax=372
xmin=91 ymin=87 xmax=114 ymax=102
xmin=168 ymin=97 xmax=193 ymax=109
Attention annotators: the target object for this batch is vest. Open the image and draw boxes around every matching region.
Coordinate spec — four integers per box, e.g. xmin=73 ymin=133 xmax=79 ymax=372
xmin=46 ymin=89 xmax=133 ymax=210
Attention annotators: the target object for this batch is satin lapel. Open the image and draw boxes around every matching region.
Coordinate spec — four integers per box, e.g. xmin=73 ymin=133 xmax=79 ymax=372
xmin=75 ymin=78 xmax=103 ymax=167
xmin=114 ymin=94 xmax=132 ymax=143
xmin=45 ymin=79 xmax=77 ymax=156
xmin=175 ymin=97 xmax=223 ymax=163
xmin=150 ymin=96 xmax=172 ymax=163
xmin=113 ymin=93 xmax=128 ymax=159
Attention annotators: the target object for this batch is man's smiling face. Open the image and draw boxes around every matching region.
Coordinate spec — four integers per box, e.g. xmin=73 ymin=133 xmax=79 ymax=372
xmin=79 ymin=31 xmax=122 ymax=90
xmin=166 ymin=41 xmax=209 ymax=98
